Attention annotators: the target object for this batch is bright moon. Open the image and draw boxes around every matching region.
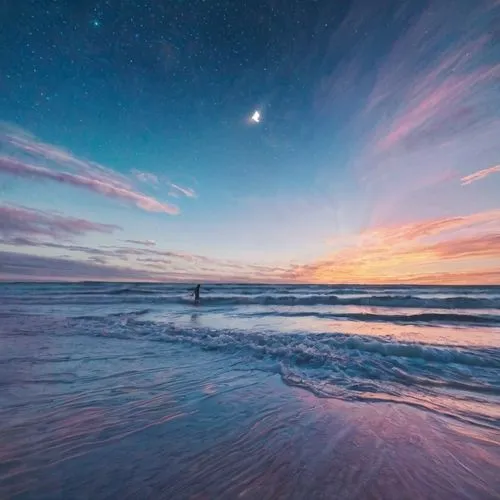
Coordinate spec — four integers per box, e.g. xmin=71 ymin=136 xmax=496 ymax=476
xmin=251 ymin=110 xmax=261 ymax=123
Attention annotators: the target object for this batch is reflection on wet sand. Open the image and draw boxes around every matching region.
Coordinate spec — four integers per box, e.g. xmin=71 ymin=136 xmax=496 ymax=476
xmin=0 ymin=332 xmax=498 ymax=500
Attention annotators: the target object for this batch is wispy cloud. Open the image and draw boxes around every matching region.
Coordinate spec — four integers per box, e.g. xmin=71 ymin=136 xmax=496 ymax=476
xmin=428 ymin=232 xmax=500 ymax=260
xmin=0 ymin=251 xmax=156 ymax=282
xmin=0 ymin=205 xmax=120 ymax=241
xmin=168 ymin=183 xmax=197 ymax=198
xmin=0 ymin=126 xmax=179 ymax=214
xmin=313 ymin=0 xmax=500 ymax=235
xmin=0 ymin=250 xmax=286 ymax=283
xmin=0 ymin=156 xmax=179 ymax=214
xmin=461 ymin=165 xmax=500 ymax=185
xmin=363 ymin=209 xmax=500 ymax=245
xmin=0 ymin=238 xmax=127 ymax=259
xmin=1 ymin=234 xmax=288 ymax=282
xmin=374 ymin=49 xmax=499 ymax=153
xmin=132 ymin=170 xmax=159 ymax=186
xmin=364 ymin=1 xmax=500 ymax=154
xmin=1 ymin=124 xmax=130 ymax=190
xmin=123 ymin=239 xmax=156 ymax=247
xmin=88 ymin=256 xmax=108 ymax=265
xmin=135 ymin=257 xmax=174 ymax=270
xmin=136 ymin=257 xmax=171 ymax=265
xmin=130 ymin=166 xmax=197 ymax=199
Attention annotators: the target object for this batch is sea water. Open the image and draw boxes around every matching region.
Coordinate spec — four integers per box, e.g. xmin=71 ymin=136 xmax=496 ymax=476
xmin=0 ymin=283 xmax=499 ymax=499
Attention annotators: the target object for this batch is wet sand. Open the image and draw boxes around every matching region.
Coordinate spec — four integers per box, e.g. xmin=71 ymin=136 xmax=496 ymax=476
xmin=1 ymin=333 xmax=498 ymax=500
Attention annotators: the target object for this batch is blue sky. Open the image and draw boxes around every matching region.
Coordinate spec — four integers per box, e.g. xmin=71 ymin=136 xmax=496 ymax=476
xmin=1 ymin=0 xmax=500 ymax=283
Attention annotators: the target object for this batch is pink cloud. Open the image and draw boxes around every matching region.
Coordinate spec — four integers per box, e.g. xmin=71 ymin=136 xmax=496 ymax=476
xmin=376 ymin=67 xmax=499 ymax=152
xmin=362 ymin=1 xmax=500 ymax=155
xmin=461 ymin=165 xmax=500 ymax=185
xmin=368 ymin=31 xmax=490 ymax=113
xmin=365 ymin=209 xmax=500 ymax=245
xmin=0 ymin=156 xmax=179 ymax=214
xmin=1 ymin=125 xmax=131 ymax=190
xmin=0 ymin=204 xmax=120 ymax=241
xmin=0 ymin=125 xmax=181 ymax=214
xmin=428 ymin=232 xmax=500 ymax=260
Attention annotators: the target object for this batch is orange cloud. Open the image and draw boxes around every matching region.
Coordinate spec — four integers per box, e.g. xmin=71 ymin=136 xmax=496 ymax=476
xmin=364 ymin=209 xmax=500 ymax=245
xmin=461 ymin=165 xmax=500 ymax=185
xmin=286 ymin=210 xmax=500 ymax=284
xmin=428 ymin=233 xmax=500 ymax=260
xmin=0 ymin=156 xmax=179 ymax=215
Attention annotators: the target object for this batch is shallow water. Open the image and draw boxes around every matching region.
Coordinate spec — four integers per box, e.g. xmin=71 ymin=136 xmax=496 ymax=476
xmin=0 ymin=283 xmax=499 ymax=499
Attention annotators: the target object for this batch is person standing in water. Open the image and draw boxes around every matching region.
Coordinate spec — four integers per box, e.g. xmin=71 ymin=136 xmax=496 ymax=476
xmin=192 ymin=284 xmax=201 ymax=305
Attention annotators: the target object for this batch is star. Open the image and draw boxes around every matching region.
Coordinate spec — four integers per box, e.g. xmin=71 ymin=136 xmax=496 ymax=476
xmin=91 ymin=19 xmax=101 ymax=28
xmin=251 ymin=110 xmax=261 ymax=123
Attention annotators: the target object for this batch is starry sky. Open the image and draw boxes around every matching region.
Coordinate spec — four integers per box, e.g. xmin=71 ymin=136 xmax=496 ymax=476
xmin=1 ymin=0 xmax=500 ymax=283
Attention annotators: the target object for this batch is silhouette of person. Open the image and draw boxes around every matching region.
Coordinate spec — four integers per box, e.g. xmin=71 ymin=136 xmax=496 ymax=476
xmin=192 ymin=284 xmax=201 ymax=304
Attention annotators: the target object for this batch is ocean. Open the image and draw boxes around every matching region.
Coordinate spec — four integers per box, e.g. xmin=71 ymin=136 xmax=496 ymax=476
xmin=0 ymin=282 xmax=499 ymax=499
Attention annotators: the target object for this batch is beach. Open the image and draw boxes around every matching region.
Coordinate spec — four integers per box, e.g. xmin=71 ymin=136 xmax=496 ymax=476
xmin=0 ymin=283 xmax=499 ymax=499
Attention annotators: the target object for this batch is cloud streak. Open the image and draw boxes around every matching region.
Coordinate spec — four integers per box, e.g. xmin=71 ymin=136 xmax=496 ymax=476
xmin=0 ymin=205 xmax=120 ymax=241
xmin=363 ymin=209 xmax=500 ymax=245
xmin=1 ymin=124 xmax=130 ymax=190
xmin=365 ymin=3 xmax=500 ymax=154
xmin=375 ymin=66 xmax=499 ymax=153
xmin=0 ymin=251 xmax=156 ymax=282
xmin=1 ymin=235 xmax=289 ymax=281
xmin=428 ymin=233 xmax=500 ymax=260
xmin=0 ymin=156 xmax=179 ymax=214
xmin=0 ymin=126 xmax=180 ymax=214
xmin=0 ymin=250 xmax=287 ymax=283
xmin=130 ymin=166 xmax=197 ymax=199
xmin=123 ymin=239 xmax=157 ymax=247
xmin=316 ymin=0 xmax=500 ymax=235
xmin=461 ymin=165 xmax=500 ymax=185
xmin=168 ymin=183 xmax=197 ymax=198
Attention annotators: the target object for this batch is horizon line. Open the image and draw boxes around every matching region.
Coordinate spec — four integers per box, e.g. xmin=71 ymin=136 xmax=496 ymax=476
xmin=1 ymin=279 xmax=499 ymax=287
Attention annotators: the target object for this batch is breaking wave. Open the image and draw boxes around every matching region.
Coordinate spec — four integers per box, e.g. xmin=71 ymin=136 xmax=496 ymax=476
xmin=175 ymin=294 xmax=500 ymax=310
xmin=65 ymin=314 xmax=500 ymax=428
xmin=8 ymin=293 xmax=500 ymax=310
xmin=241 ymin=310 xmax=500 ymax=326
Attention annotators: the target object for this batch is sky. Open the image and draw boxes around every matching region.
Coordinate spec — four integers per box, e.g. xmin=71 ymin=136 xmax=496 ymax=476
xmin=0 ymin=0 xmax=499 ymax=284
